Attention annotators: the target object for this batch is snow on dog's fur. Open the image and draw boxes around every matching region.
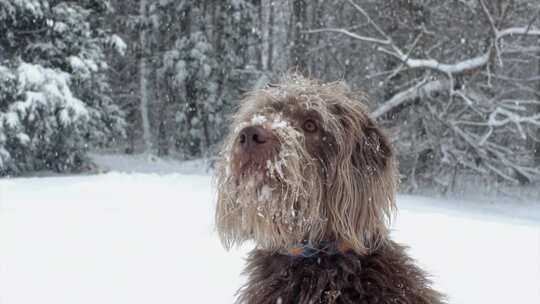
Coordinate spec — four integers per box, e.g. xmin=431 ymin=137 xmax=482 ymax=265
xmin=215 ymin=74 xmax=397 ymax=254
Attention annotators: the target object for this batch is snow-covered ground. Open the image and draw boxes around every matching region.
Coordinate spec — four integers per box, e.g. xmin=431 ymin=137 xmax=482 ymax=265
xmin=0 ymin=158 xmax=539 ymax=304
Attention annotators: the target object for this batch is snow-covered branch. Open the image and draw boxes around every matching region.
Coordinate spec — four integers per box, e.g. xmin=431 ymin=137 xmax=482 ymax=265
xmin=497 ymin=27 xmax=540 ymax=38
xmin=304 ymin=28 xmax=390 ymax=45
xmin=390 ymin=51 xmax=492 ymax=74
xmin=371 ymin=79 xmax=451 ymax=118
xmin=316 ymin=0 xmax=540 ymax=185
xmin=311 ymin=0 xmax=540 ymax=128
xmin=309 ymin=1 xmax=540 ymax=78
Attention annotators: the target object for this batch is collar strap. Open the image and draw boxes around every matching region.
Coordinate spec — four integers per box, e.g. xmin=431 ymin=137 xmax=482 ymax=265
xmin=281 ymin=241 xmax=352 ymax=258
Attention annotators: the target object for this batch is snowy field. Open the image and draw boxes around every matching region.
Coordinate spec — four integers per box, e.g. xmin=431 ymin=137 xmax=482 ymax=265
xmin=0 ymin=158 xmax=539 ymax=304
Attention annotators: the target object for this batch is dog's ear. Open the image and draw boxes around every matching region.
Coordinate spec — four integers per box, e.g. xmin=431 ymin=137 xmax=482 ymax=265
xmin=329 ymin=100 xmax=393 ymax=172
xmin=327 ymin=102 xmax=397 ymax=255
xmin=353 ymin=119 xmax=393 ymax=172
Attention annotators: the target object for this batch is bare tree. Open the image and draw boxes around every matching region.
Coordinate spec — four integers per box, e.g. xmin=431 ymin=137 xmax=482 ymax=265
xmin=308 ymin=0 xmax=540 ymax=186
xmin=139 ymin=0 xmax=152 ymax=154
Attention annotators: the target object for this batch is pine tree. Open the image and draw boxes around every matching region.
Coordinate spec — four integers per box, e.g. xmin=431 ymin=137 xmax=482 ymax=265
xmin=0 ymin=0 xmax=126 ymax=175
xmin=151 ymin=0 xmax=259 ymax=158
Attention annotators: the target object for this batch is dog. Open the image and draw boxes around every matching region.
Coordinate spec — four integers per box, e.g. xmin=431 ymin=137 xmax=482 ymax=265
xmin=214 ymin=74 xmax=445 ymax=304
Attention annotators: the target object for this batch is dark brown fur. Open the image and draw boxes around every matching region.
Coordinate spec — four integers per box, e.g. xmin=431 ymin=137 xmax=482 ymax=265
xmin=238 ymin=241 xmax=444 ymax=304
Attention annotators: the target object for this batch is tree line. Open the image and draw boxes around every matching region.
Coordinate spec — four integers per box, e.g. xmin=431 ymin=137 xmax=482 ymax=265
xmin=1 ymin=0 xmax=539 ymax=190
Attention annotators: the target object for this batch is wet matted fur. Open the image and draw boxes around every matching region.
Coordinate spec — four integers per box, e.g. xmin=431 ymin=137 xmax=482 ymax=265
xmin=214 ymin=75 xmax=445 ymax=303
xmin=238 ymin=241 xmax=442 ymax=304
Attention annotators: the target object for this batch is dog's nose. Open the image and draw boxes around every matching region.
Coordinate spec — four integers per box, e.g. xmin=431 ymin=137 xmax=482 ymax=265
xmin=238 ymin=126 xmax=269 ymax=152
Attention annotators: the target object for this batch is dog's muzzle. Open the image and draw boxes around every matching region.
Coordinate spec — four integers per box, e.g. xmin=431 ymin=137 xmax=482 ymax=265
xmin=232 ymin=126 xmax=279 ymax=176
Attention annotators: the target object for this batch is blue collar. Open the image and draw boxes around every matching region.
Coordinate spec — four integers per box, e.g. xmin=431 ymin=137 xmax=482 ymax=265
xmin=280 ymin=241 xmax=351 ymax=258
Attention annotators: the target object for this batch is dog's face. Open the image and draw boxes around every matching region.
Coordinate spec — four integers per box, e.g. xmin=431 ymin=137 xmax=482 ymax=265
xmin=215 ymin=76 xmax=397 ymax=254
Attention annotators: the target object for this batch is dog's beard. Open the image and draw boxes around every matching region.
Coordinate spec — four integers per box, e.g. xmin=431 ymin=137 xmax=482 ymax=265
xmin=215 ymin=125 xmax=327 ymax=251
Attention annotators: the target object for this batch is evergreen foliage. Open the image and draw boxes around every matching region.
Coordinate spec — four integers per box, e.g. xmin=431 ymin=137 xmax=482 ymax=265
xmin=0 ymin=0 xmax=125 ymax=175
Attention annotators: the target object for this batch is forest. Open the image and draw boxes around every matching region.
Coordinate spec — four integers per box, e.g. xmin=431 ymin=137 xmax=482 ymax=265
xmin=1 ymin=0 xmax=539 ymax=192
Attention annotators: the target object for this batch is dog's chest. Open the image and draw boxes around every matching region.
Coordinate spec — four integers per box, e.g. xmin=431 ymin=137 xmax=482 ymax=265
xmin=237 ymin=243 xmax=445 ymax=304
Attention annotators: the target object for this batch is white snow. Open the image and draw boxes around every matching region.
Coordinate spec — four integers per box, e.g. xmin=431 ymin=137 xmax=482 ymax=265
xmin=270 ymin=119 xmax=288 ymax=129
xmin=17 ymin=62 xmax=47 ymax=86
xmin=258 ymin=184 xmax=273 ymax=202
xmin=0 ymin=173 xmax=246 ymax=304
xmin=3 ymin=112 xmax=20 ymax=128
xmin=0 ymin=160 xmax=538 ymax=304
xmin=68 ymin=56 xmax=87 ymax=71
xmin=110 ymin=34 xmax=127 ymax=56
xmin=250 ymin=114 xmax=268 ymax=125
xmin=15 ymin=133 xmax=30 ymax=145
xmin=403 ymin=52 xmax=491 ymax=74
xmin=14 ymin=62 xmax=89 ymax=121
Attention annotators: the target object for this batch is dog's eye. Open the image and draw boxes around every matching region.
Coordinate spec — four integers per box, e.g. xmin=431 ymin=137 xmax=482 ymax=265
xmin=302 ymin=119 xmax=317 ymax=133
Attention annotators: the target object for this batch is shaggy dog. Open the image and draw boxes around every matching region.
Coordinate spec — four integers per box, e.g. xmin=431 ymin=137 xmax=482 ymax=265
xmin=215 ymin=75 xmax=445 ymax=304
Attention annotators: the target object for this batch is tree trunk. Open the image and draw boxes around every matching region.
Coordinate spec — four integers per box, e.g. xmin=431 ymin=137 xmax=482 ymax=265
xmin=309 ymin=0 xmax=324 ymax=76
xmin=139 ymin=0 xmax=152 ymax=154
xmin=155 ymin=13 xmax=169 ymax=157
xmin=534 ymin=52 xmax=540 ymax=166
xmin=256 ymin=0 xmax=264 ymax=70
xmin=290 ymin=0 xmax=308 ymax=72
xmin=267 ymin=1 xmax=274 ymax=71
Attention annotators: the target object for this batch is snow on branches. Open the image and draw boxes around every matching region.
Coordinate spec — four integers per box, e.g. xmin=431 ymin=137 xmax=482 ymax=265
xmin=0 ymin=0 xmax=125 ymax=175
xmin=307 ymin=0 xmax=540 ymax=186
